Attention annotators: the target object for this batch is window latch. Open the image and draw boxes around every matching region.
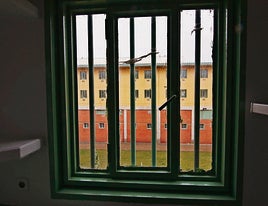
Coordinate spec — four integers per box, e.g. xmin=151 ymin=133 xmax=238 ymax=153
xmin=159 ymin=94 xmax=177 ymax=111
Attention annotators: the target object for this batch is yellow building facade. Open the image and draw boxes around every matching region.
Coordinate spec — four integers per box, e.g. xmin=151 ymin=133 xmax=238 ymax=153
xmin=77 ymin=60 xmax=213 ymax=144
xmin=77 ymin=63 xmax=213 ymax=110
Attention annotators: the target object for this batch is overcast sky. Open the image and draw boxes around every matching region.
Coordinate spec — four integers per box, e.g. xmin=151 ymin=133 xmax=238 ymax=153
xmin=76 ymin=10 xmax=214 ymax=64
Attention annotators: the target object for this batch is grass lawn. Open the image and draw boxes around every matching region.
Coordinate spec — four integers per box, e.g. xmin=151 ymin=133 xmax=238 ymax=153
xmin=79 ymin=149 xmax=212 ymax=171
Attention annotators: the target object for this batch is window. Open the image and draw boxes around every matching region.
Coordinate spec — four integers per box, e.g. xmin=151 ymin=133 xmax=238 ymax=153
xmin=83 ymin=123 xmax=89 ymax=128
xmin=46 ymin=0 xmax=246 ymax=204
xmin=135 ymin=70 xmax=139 ymax=79
xmin=99 ymin=90 xmax=106 ymax=98
xmin=144 ymin=70 xmax=152 ymax=79
xmin=180 ymin=89 xmax=187 ymax=98
xmin=80 ymin=71 xmax=87 ymax=80
xmin=144 ymin=89 xmax=151 ymax=98
xmin=200 ymin=89 xmax=208 ymax=98
xmin=180 ymin=69 xmax=187 ymax=78
xmin=200 ymin=69 xmax=208 ymax=78
xmin=80 ymin=90 xmax=87 ymax=98
xmin=99 ymin=123 xmax=105 ymax=129
xmin=181 ymin=123 xmax=187 ymax=129
xmin=135 ymin=90 xmax=139 ymax=98
xmin=99 ymin=70 xmax=106 ymax=79
xmin=200 ymin=124 xmax=205 ymax=129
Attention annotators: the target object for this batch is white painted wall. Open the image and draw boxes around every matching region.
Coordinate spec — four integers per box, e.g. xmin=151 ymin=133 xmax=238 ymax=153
xmin=0 ymin=0 xmax=267 ymax=205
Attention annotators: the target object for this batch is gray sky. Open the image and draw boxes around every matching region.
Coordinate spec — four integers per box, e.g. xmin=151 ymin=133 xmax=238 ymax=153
xmin=76 ymin=10 xmax=213 ymax=63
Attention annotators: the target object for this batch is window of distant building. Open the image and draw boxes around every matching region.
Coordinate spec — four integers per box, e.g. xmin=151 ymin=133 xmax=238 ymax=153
xmin=99 ymin=123 xmax=105 ymax=129
xmin=80 ymin=71 xmax=87 ymax=80
xmin=200 ymin=124 xmax=205 ymax=130
xmin=99 ymin=90 xmax=106 ymax=98
xmin=181 ymin=123 xmax=187 ymax=129
xmin=180 ymin=89 xmax=187 ymax=98
xmin=144 ymin=89 xmax=151 ymax=98
xmin=200 ymin=89 xmax=208 ymax=98
xmin=180 ymin=69 xmax=187 ymax=78
xmin=135 ymin=90 xmax=139 ymax=98
xmin=80 ymin=90 xmax=87 ymax=98
xmin=135 ymin=70 xmax=139 ymax=79
xmin=83 ymin=123 xmax=89 ymax=128
xmin=99 ymin=70 xmax=106 ymax=79
xmin=144 ymin=70 xmax=152 ymax=79
xmin=200 ymin=69 xmax=208 ymax=78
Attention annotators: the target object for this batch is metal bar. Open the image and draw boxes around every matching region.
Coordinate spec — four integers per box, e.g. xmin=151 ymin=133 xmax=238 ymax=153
xmin=159 ymin=95 xmax=177 ymax=111
xmin=88 ymin=15 xmax=96 ymax=169
xmin=130 ymin=18 xmax=136 ymax=166
xmin=194 ymin=10 xmax=201 ymax=171
xmin=151 ymin=16 xmax=157 ymax=167
xmin=170 ymin=11 xmax=180 ymax=176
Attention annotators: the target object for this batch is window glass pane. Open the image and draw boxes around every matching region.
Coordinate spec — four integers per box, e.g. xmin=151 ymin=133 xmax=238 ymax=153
xmin=180 ymin=9 xmax=213 ymax=173
xmin=118 ymin=16 xmax=168 ymax=168
xmin=76 ymin=14 xmax=108 ymax=170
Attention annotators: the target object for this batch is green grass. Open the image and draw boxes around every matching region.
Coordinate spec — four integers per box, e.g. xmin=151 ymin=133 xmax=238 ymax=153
xmin=79 ymin=149 xmax=212 ymax=171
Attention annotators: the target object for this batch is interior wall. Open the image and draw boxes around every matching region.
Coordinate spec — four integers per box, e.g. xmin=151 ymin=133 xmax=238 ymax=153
xmin=0 ymin=0 xmax=267 ymax=205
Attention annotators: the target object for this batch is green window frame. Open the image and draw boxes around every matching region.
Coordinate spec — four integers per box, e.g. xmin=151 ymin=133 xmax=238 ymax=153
xmin=46 ymin=0 xmax=246 ymax=204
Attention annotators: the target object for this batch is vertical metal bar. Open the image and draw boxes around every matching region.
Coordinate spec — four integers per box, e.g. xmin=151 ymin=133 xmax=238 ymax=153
xmin=194 ymin=10 xmax=201 ymax=171
xmin=88 ymin=15 xmax=96 ymax=169
xmin=130 ymin=18 xmax=136 ymax=166
xmin=106 ymin=14 xmax=117 ymax=175
xmin=151 ymin=16 xmax=157 ymax=167
xmin=170 ymin=11 xmax=180 ymax=176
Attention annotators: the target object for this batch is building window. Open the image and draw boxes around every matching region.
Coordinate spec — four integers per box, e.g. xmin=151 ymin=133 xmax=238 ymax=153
xmin=144 ymin=70 xmax=152 ymax=79
xmin=135 ymin=70 xmax=139 ymax=79
xmin=99 ymin=70 xmax=106 ymax=79
xmin=144 ymin=89 xmax=151 ymax=98
xmin=47 ymin=0 xmax=246 ymax=204
xmin=181 ymin=123 xmax=187 ymax=129
xmin=180 ymin=69 xmax=187 ymax=78
xmin=200 ymin=124 xmax=205 ymax=130
xmin=83 ymin=123 xmax=89 ymax=128
xmin=80 ymin=71 xmax=87 ymax=80
xmin=80 ymin=90 xmax=87 ymax=98
xmin=135 ymin=90 xmax=139 ymax=98
xmin=99 ymin=90 xmax=106 ymax=98
xmin=99 ymin=123 xmax=105 ymax=129
xmin=200 ymin=89 xmax=208 ymax=98
xmin=164 ymin=123 xmax=167 ymax=129
xmin=200 ymin=69 xmax=208 ymax=78
xmin=180 ymin=89 xmax=187 ymax=98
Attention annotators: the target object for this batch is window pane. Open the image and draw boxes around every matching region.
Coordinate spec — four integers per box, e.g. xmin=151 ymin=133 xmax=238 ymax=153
xmin=180 ymin=9 xmax=213 ymax=173
xmin=76 ymin=14 xmax=108 ymax=170
xmin=118 ymin=16 xmax=168 ymax=168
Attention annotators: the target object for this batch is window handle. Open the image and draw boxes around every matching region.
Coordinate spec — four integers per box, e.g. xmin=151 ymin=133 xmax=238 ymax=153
xmin=159 ymin=94 xmax=177 ymax=111
xmin=250 ymin=102 xmax=268 ymax=116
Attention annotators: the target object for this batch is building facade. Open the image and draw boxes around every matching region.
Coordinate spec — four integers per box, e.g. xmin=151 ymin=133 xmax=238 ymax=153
xmin=77 ymin=59 xmax=212 ymax=145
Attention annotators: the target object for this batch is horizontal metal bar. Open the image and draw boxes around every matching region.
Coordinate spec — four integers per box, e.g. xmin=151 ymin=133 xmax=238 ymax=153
xmin=250 ymin=102 xmax=268 ymax=116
